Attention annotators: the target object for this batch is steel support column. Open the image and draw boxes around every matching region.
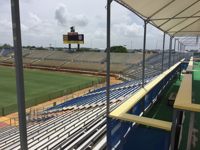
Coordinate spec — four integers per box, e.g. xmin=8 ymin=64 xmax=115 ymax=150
xmin=142 ymin=21 xmax=147 ymax=87
xmin=180 ymin=43 xmax=182 ymax=59
xmin=173 ymin=39 xmax=176 ymax=64
xmin=168 ymin=36 xmax=173 ymax=68
xmin=186 ymin=112 xmax=195 ymax=150
xmin=10 ymin=0 xmax=28 ymax=149
xmin=161 ymin=33 xmax=166 ymax=72
xmin=178 ymin=42 xmax=180 ymax=61
xmin=106 ymin=0 xmax=112 ymax=149
xmin=170 ymin=109 xmax=182 ymax=150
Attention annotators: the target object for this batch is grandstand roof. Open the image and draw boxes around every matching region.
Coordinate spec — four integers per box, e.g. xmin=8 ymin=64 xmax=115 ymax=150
xmin=115 ymin=0 xmax=200 ymax=37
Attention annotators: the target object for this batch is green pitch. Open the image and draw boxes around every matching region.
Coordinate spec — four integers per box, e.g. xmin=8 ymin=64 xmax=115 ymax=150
xmin=0 ymin=66 xmax=103 ymax=115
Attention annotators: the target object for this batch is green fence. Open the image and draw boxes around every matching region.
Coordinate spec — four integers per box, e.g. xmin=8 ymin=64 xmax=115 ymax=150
xmin=0 ymin=78 xmax=105 ymax=116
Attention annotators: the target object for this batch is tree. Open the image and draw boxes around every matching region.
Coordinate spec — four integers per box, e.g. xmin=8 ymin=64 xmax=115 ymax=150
xmin=109 ymin=46 xmax=127 ymax=53
xmin=1 ymin=43 xmax=12 ymax=49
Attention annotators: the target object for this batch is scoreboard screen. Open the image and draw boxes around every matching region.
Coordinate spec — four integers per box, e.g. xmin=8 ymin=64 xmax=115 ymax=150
xmin=63 ymin=33 xmax=84 ymax=44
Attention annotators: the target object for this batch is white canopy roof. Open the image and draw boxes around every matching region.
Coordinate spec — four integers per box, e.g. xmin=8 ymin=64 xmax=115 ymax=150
xmin=115 ymin=0 xmax=200 ymax=37
xmin=177 ymin=36 xmax=200 ymax=46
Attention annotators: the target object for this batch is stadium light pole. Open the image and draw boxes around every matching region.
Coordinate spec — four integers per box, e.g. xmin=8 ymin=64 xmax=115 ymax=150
xmin=161 ymin=32 xmax=166 ymax=72
xmin=10 ymin=0 xmax=28 ymax=149
xmin=142 ymin=20 xmax=147 ymax=87
xmin=106 ymin=0 xmax=112 ymax=149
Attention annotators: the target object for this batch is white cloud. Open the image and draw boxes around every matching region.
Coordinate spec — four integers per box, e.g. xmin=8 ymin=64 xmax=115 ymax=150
xmin=55 ymin=4 xmax=88 ymax=27
xmin=94 ymin=30 xmax=106 ymax=39
xmin=72 ymin=14 xmax=88 ymax=27
xmin=113 ymin=22 xmax=144 ymax=37
xmin=55 ymin=4 xmax=68 ymax=26
xmin=0 ymin=19 xmax=11 ymax=29
xmin=29 ymin=12 xmax=42 ymax=25
xmin=0 ymin=0 xmax=165 ymax=49
xmin=21 ymin=24 xmax=29 ymax=31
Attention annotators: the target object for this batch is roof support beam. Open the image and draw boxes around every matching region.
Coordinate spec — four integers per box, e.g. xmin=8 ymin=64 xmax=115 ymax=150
xmin=173 ymin=18 xmax=200 ymax=36
xmin=161 ymin=32 xmax=166 ymax=72
xmin=142 ymin=20 xmax=147 ymax=87
xmin=159 ymin=0 xmax=200 ymax=28
xmin=174 ymin=39 xmax=177 ymax=63
xmin=148 ymin=0 xmax=176 ymax=19
xmin=114 ymin=0 xmax=168 ymax=35
xmin=106 ymin=0 xmax=112 ymax=150
xmin=10 ymin=0 xmax=28 ymax=149
xmin=178 ymin=41 xmax=180 ymax=60
xmin=174 ymin=39 xmax=177 ymax=51
xmin=169 ymin=36 xmax=173 ymax=68
xmin=151 ymin=16 xmax=200 ymax=21
xmin=167 ymin=10 xmax=200 ymax=32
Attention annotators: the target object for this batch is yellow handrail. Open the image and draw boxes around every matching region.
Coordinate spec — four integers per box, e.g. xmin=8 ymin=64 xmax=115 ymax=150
xmin=109 ymin=60 xmax=184 ymax=131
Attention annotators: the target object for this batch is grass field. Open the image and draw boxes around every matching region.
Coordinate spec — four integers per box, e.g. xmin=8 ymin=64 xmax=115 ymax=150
xmin=0 ymin=66 xmax=103 ymax=115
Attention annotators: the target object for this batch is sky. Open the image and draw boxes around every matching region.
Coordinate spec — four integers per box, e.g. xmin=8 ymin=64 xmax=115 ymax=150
xmin=0 ymin=0 xmax=172 ymax=50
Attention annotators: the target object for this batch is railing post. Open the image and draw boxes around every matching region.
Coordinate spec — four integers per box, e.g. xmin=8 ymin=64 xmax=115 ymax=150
xmin=10 ymin=0 xmax=28 ymax=149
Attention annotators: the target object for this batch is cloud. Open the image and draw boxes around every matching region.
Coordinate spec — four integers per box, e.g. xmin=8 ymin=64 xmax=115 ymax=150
xmin=113 ymin=22 xmax=144 ymax=37
xmin=55 ymin=4 xmax=68 ymax=26
xmin=94 ymin=30 xmax=106 ymax=39
xmin=29 ymin=12 xmax=41 ymax=25
xmin=0 ymin=19 xmax=11 ymax=30
xmin=21 ymin=24 xmax=29 ymax=31
xmin=72 ymin=14 xmax=88 ymax=27
xmin=0 ymin=0 xmax=165 ymax=49
xmin=55 ymin=4 xmax=88 ymax=27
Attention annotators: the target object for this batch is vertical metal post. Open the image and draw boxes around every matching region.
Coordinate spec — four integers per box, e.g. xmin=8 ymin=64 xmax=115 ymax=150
xmin=174 ymin=39 xmax=176 ymax=63
xmin=10 ymin=0 xmax=28 ymax=149
xmin=180 ymin=43 xmax=181 ymax=59
xmin=178 ymin=41 xmax=180 ymax=61
xmin=180 ymin=43 xmax=182 ymax=59
xmin=174 ymin=39 xmax=176 ymax=52
xmin=106 ymin=0 xmax=112 ymax=149
xmin=161 ymin=33 xmax=166 ymax=72
xmin=186 ymin=112 xmax=195 ymax=150
xmin=168 ymin=36 xmax=173 ymax=68
xmin=173 ymin=39 xmax=176 ymax=64
xmin=142 ymin=20 xmax=147 ymax=87
xmin=170 ymin=109 xmax=181 ymax=150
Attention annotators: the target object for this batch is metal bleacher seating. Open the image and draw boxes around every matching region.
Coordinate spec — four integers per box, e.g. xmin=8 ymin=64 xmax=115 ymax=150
xmin=0 ymin=77 xmax=154 ymax=149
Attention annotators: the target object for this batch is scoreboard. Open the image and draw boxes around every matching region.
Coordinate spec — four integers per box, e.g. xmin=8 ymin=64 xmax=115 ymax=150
xmin=63 ymin=32 xmax=84 ymax=44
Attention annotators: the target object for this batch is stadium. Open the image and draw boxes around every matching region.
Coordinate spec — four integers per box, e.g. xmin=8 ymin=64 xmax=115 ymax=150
xmin=0 ymin=0 xmax=200 ymax=150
